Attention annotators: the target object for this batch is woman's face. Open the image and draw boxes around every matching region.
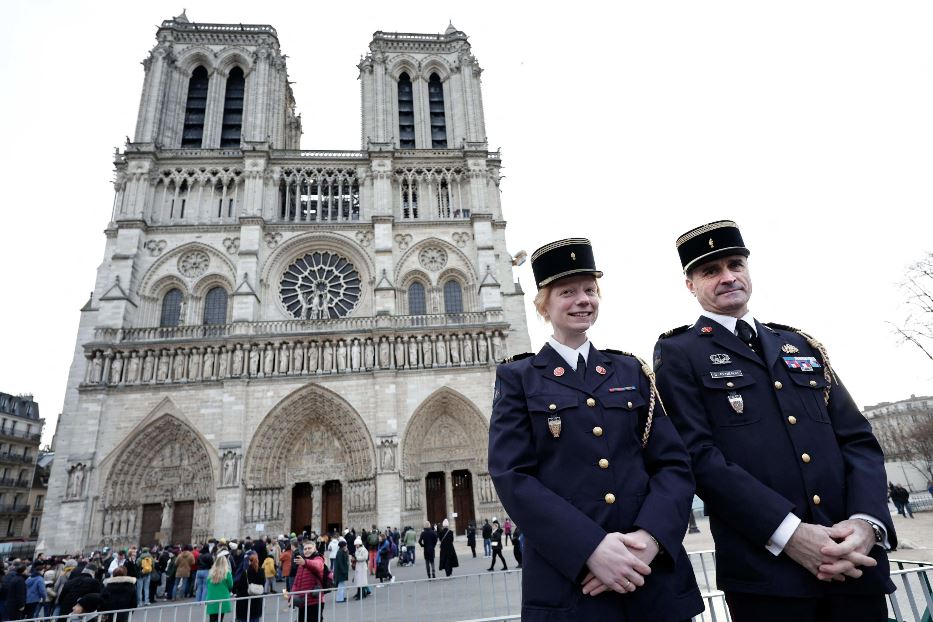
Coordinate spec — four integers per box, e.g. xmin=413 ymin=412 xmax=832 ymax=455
xmin=544 ymin=275 xmax=600 ymax=343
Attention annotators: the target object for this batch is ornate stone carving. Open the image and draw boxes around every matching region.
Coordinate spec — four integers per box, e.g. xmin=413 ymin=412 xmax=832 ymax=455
xmin=178 ymin=250 xmax=209 ymax=278
xmin=394 ymin=233 xmax=413 ymax=250
xmin=401 ymin=389 xmax=489 ymax=480
xmin=418 ymin=247 xmax=448 ymax=271
xmin=144 ymin=240 xmax=167 ymax=256
xmin=223 ymin=237 xmax=240 ymax=254
xmin=264 ymin=232 xmax=283 ymax=248
xmin=220 ymin=450 xmax=241 ymax=488
xmin=379 ymin=437 xmax=397 ymax=472
xmin=355 ymin=231 xmax=373 ymax=247
xmin=451 ymin=232 xmax=470 ymax=248
xmin=66 ymin=463 xmax=89 ymax=500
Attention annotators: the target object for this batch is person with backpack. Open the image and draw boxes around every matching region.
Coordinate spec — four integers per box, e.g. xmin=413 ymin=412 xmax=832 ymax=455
xmin=135 ymin=548 xmax=154 ymax=605
xmin=365 ymin=529 xmax=379 ymax=576
xmin=290 ymin=541 xmax=327 ymax=622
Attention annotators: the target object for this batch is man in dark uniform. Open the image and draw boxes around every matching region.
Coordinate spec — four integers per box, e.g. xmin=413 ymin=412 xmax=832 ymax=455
xmin=489 ymin=238 xmax=702 ymax=622
xmin=653 ymin=220 xmax=895 ymax=621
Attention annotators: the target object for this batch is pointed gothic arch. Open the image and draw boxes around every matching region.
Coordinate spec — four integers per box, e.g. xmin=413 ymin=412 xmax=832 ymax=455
xmin=243 ymin=384 xmax=376 ymax=535
xmin=99 ymin=413 xmax=215 ymax=549
xmin=400 ymin=387 xmax=496 ymax=532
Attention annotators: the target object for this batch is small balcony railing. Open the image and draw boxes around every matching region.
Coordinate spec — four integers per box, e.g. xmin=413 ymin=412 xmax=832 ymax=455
xmin=0 ymin=428 xmax=40 ymax=443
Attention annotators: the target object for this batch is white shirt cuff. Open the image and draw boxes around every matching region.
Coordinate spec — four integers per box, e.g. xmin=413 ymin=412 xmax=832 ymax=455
xmin=766 ymin=513 xmax=801 ymax=556
xmin=850 ymin=513 xmax=891 ymax=550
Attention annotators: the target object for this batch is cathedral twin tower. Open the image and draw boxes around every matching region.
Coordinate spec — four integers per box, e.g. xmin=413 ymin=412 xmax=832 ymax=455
xmin=42 ymin=13 xmax=529 ymax=551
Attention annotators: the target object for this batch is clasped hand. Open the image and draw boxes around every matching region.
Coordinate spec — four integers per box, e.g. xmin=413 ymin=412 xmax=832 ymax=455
xmin=784 ymin=519 xmax=877 ymax=582
xmin=582 ymin=530 xmax=659 ymax=596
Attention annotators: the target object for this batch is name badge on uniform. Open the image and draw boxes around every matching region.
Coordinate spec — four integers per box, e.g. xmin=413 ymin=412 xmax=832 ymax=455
xmin=547 ymin=416 xmax=562 ymax=438
xmin=710 ymin=370 xmax=743 ymax=379
xmin=728 ymin=392 xmax=744 ymax=414
xmin=783 ymin=356 xmax=822 ymax=372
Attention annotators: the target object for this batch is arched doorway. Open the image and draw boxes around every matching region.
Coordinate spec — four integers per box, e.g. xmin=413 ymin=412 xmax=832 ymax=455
xmin=244 ymin=384 xmax=376 ymax=536
xmin=401 ymin=388 xmax=494 ymax=534
xmin=100 ymin=414 xmax=215 ymax=548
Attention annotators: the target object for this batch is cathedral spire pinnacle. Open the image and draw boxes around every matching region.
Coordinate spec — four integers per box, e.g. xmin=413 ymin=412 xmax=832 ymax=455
xmin=445 ymin=21 xmax=458 ymax=35
xmin=173 ymin=9 xmax=189 ymax=23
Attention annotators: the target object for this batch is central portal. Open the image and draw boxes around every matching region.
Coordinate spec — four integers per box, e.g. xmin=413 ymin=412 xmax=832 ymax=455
xmin=322 ymin=480 xmax=342 ymax=534
xmin=291 ymin=482 xmax=312 ymax=534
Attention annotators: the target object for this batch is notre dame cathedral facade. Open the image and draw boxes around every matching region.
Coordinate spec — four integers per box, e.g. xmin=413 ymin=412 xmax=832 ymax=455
xmin=40 ymin=13 xmax=530 ymax=552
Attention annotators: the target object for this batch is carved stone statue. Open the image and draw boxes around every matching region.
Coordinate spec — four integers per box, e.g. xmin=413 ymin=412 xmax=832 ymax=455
xmin=394 ymin=337 xmax=405 ymax=369
xmin=202 ymin=348 xmax=215 ymax=379
xmin=378 ymin=338 xmax=390 ymax=368
xmin=222 ymin=453 xmax=237 ymax=486
xmin=263 ymin=345 xmax=275 ymax=376
xmin=351 ymin=339 xmax=361 ymax=370
xmin=233 ymin=345 xmax=245 ymax=376
xmin=380 ymin=442 xmax=396 ymax=471
xmin=277 ymin=343 xmax=289 ymax=375
xmin=336 ymin=341 xmax=347 ymax=372
xmin=292 ymin=344 xmax=304 ymax=374
xmin=462 ymin=335 xmax=474 ymax=364
xmin=218 ymin=346 xmax=229 ymax=378
xmin=491 ymin=332 xmax=504 ymax=362
xmin=407 ymin=338 xmax=418 ymax=369
xmin=364 ymin=339 xmax=375 ymax=369
xmin=68 ymin=465 xmax=85 ymax=498
xmin=435 ymin=336 xmax=447 ymax=366
xmin=248 ymin=347 xmax=260 ymax=376
xmin=110 ymin=354 xmax=124 ymax=384
xmin=142 ymin=350 xmax=155 ymax=382
xmin=421 ymin=337 xmax=433 ymax=367
xmin=308 ymin=341 xmax=320 ymax=373
xmin=449 ymin=335 xmax=460 ymax=365
xmin=90 ymin=354 xmax=103 ymax=384
xmin=322 ymin=341 xmax=334 ymax=372
xmin=189 ymin=348 xmax=201 ymax=381
xmin=172 ymin=348 xmax=187 ymax=381
xmin=477 ymin=334 xmax=488 ymax=363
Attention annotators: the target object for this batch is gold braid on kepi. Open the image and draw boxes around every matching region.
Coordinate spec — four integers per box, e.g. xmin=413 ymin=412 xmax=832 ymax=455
xmin=612 ymin=351 xmax=663 ymax=448
xmin=766 ymin=323 xmax=837 ymax=405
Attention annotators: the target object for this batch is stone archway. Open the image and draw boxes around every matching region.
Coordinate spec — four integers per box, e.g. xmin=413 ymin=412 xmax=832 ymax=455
xmin=101 ymin=415 xmax=215 ymax=548
xmin=243 ymin=384 xmax=376 ymax=536
xmin=400 ymin=388 xmax=496 ymax=534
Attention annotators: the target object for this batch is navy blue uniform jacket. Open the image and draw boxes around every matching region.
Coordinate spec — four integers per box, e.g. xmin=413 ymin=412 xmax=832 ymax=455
xmin=488 ymin=344 xmax=703 ymax=622
xmin=654 ymin=318 xmax=896 ymax=597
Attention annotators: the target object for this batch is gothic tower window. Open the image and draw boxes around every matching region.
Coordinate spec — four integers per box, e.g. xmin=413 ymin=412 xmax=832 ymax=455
xmin=408 ymin=282 xmax=427 ymax=315
xmin=220 ymin=67 xmax=245 ymax=148
xmin=443 ymin=280 xmax=463 ymax=314
xmin=398 ymin=73 xmax=415 ymax=148
xmin=160 ymin=288 xmax=183 ymax=327
xmin=401 ymin=179 xmax=418 ymax=219
xmin=202 ymin=287 xmax=228 ymax=325
xmin=182 ymin=66 xmax=209 ymax=148
xmin=428 ymin=73 xmax=447 ymax=148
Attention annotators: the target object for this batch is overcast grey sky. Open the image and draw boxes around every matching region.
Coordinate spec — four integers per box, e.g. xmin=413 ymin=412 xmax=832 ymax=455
xmin=2 ymin=1 xmax=932 ymax=446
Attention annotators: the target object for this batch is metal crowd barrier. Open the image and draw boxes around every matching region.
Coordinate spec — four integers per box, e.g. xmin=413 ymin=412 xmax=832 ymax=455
xmin=15 ymin=554 xmax=932 ymax=622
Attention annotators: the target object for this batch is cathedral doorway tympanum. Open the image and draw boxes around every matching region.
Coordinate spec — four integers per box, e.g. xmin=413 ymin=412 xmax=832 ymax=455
xmin=244 ymin=384 xmax=376 ymax=536
xmin=99 ymin=413 xmax=215 ymax=549
xmin=401 ymin=388 xmax=493 ymax=534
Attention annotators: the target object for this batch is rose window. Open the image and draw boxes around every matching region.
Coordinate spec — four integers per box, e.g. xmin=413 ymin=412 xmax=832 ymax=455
xmin=280 ymin=251 xmax=362 ymax=319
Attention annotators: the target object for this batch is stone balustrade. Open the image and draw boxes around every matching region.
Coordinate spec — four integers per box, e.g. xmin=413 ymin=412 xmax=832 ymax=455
xmin=93 ymin=311 xmax=505 ymax=344
xmin=83 ymin=328 xmax=507 ymax=388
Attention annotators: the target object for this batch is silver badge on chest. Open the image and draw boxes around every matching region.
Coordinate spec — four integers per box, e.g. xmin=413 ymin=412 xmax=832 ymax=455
xmin=710 ymin=353 xmax=731 ymax=365
xmin=547 ymin=416 xmax=562 ymax=438
xmin=727 ymin=392 xmax=744 ymax=414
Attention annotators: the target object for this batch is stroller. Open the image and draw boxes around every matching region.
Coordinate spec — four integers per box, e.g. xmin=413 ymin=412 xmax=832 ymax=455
xmin=399 ymin=544 xmax=414 ymax=566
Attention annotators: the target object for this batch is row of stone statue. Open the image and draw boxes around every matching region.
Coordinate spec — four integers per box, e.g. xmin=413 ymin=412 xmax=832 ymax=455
xmin=244 ymin=479 xmax=377 ymax=523
xmin=85 ymin=331 xmax=508 ymax=386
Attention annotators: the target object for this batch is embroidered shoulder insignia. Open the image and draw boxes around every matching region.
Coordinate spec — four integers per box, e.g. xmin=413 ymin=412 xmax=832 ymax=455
xmin=657 ymin=325 xmax=689 ymax=340
xmin=602 ymin=348 xmax=635 ymax=357
xmin=763 ymin=322 xmax=800 ymax=333
xmin=500 ymin=352 xmax=533 ymax=365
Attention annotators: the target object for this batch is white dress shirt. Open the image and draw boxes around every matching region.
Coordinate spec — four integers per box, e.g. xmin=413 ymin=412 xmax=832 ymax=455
xmin=547 ymin=337 xmax=591 ymax=370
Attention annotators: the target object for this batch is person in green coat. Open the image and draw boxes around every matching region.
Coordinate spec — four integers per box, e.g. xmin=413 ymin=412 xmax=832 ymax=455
xmin=204 ymin=553 xmax=233 ymax=622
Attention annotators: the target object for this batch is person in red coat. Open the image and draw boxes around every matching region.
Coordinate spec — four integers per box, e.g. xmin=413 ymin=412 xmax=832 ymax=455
xmin=288 ymin=541 xmax=326 ymax=622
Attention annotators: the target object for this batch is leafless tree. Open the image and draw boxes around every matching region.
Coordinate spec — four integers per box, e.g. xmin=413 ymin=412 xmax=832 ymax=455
xmin=884 ymin=412 xmax=933 ymax=483
xmin=893 ymin=252 xmax=933 ymax=362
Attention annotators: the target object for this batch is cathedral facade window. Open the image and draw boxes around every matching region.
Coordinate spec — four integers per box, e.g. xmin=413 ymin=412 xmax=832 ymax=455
xmin=398 ymin=73 xmax=415 ymax=148
xmin=220 ymin=67 xmax=245 ymax=148
xmin=181 ymin=66 xmax=209 ymax=148
xmin=160 ymin=288 xmax=184 ymax=327
xmin=428 ymin=73 xmax=447 ymax=148
xmin=408 ymin=282 xmax=427 ymax=315
xmin=279 ymin=251 xmax=362 ymax=320
xmin=443 ymin=279 xmax=463 ymax=314
xmin=202 ymin=287 xmax=228 ymax=325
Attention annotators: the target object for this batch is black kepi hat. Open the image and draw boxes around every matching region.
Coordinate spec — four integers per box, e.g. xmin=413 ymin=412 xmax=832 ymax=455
xmin=676 ymin=220 xmax=750 ymax=274
xmin=530 ymin=238 xmax=603 ymax=289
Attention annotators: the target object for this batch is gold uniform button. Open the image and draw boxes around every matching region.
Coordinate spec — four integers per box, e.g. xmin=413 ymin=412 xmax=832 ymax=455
xmin=548 ymin=404 xmax=557 ymax=411
xmin=812 ymin=494 xmax=821 ymax=505
xmin=801 ymin=453 xmax=811 ymax=463
xmin=598 ymin=458 xmax=609 ymax=469
xmin=809 ymin=380 xmax=818 ymax=387
xmin=787 ymin=416 xmax=797 ymax=425
xmin=726 ymin=382 xmax=735 ymax=388
xmin=586 ymin=398 xmax=596 ymax=407
xmin=774 ymin=381 xmax=783 ymax=390
xmin=592 ymin=426 xmax=603 ymax=437
xmin=604 ymin=493 xmax=616 ymax=504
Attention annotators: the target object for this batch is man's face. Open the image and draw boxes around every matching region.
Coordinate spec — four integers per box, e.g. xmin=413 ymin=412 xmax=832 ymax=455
xmin=686 ymin=255 xmax=752 ymax=317
xmin=302 ymin=545 xmax=314 ymax=556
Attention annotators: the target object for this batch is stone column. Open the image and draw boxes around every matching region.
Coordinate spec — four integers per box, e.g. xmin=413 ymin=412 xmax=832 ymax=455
xmin=444 ymin=471 xmax=457 ymax=535
xmin=312 ymin=484 xmax=323 ymax=535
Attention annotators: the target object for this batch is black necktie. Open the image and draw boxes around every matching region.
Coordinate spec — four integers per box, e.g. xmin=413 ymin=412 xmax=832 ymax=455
xmin=736 ymin=319 xmax=760 ymax=353
xmin=576 ymin=353 xmax=587 ymax=381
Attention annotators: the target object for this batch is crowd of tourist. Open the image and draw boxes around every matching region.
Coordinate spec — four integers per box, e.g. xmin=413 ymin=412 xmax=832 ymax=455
xmin=0 ymin=520 xmax=523 ymax=621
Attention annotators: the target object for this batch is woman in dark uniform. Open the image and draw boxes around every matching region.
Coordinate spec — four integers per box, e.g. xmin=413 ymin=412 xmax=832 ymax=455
xmin=488 ymin=238 xmax=703 ymax=622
